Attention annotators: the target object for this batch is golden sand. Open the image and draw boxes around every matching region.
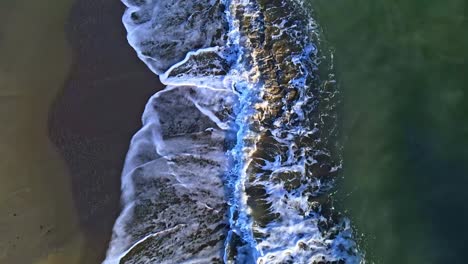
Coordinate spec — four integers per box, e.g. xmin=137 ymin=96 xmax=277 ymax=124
xmin=0 ymin=0 xmax=85 ymax=263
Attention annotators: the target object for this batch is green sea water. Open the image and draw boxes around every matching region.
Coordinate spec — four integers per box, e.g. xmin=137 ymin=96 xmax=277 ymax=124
xmin=310 ymin=0 xmax=468 ymax=263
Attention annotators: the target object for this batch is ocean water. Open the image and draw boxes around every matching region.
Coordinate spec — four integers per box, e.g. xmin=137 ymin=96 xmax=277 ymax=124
xmin=309 ymin=0 xmax=468 ymax=263
xmin=103 ymin=0 xmax=362 ymax=263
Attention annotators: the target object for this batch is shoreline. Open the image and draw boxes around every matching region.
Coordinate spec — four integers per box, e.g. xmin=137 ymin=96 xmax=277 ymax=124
xmin=49 ymin=0 xmax=164 ymax=262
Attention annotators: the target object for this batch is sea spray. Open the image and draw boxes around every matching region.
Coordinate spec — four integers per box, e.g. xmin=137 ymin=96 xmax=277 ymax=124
xmin=103 ymin=0 xmax=362 ymax=263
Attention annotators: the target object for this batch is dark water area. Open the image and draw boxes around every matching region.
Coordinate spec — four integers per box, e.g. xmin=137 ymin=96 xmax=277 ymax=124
xmin=310 ymin=0 xmax=468 ymax=263
xmin=48 ymin=0 xmax=162 ymax=263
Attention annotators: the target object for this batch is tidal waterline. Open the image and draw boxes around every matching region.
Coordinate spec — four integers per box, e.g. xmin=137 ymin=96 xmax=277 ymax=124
xmin=310 ymin=0 xmax=468 ymax=263
xmin=48 ymin=0 xmax=163 ymax=262
xmin=1 ymin=0 xmax=161 ymax=262
xmin=0 ymin=0 xmax=86 ymax=263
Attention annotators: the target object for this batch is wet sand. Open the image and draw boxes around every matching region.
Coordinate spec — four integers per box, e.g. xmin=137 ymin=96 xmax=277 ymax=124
xmin=0 ymin=0 xmax=163 ymax=263
xmin=0 ymin=0 xmax=80 ymax=263
xmin=48 ymin=0 xmax=163 ymax=263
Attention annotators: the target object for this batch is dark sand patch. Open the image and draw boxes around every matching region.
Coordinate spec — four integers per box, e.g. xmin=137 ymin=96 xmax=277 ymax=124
xmin=49 ymin=0 xmax=163 ymax=263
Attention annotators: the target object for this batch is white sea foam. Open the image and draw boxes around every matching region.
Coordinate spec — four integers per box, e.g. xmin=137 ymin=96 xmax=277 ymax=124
xmin=103 ymin=86 xmax=236 ymax=264
xmin=122 ymin=0 xmax=228 ymax=75
xmin=104 ymin=0 xmax=362 ymax=263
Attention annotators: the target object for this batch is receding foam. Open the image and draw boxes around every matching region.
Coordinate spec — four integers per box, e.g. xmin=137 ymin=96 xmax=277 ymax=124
xmin=103 ymin=0 xmax=363 ymax=263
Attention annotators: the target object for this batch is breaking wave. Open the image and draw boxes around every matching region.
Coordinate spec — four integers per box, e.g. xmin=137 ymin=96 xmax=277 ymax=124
xmin=103 ymin=0 xmax=362 ymax=263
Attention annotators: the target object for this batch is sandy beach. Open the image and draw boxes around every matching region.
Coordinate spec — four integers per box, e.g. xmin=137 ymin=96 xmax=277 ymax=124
xmin=0 ymin=0 xmax=80 ymax=263
xmin=1 ymin=0 xmax=163 ymax=263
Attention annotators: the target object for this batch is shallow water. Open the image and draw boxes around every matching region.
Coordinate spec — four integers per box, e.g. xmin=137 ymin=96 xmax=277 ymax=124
xmin=104 ymin=0 xmax=361 ymax=263
xmin=107 ymin=0 xmax=468 ymax=263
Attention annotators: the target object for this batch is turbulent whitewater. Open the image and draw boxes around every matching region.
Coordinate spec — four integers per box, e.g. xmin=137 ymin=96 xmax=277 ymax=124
xmin=103 ymin=0 xmax=362 ymax=263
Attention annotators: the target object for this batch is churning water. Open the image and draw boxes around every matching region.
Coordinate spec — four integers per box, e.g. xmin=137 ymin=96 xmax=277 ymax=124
xmin=103 ymin=0 xmax=361 ymax=263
